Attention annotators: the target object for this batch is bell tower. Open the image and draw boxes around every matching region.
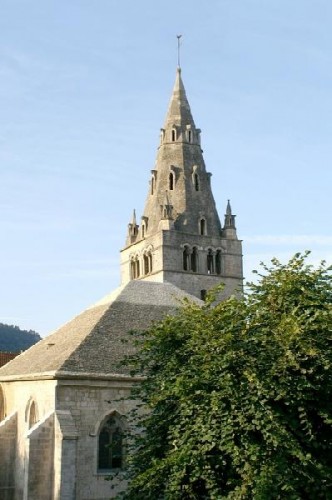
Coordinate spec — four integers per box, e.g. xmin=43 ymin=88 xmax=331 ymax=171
xmin=120 ymin=67 xmax=243 ymax=300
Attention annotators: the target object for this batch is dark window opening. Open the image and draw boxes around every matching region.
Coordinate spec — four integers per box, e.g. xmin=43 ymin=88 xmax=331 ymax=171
xmin=207 ymin=250 xmax=214 ymax=274
xmin=191 ymin=247 xmax=198 ymax=273
xmin=216 ymin=250 xmax=222 ymax=275
xmin=172 ymin=129 xmax=176 ymax=142
xmin=200 ymin=219 xmax=206 ymax=235
xmin=201 ymin=289 xmax=207 ymax=301
xmin=169 ymin=172 xmax=174 ymax=190
xmin=194 ymin=173 xmax=199 ymax=191
xmin=183 ymin=246 xmax=190 ymax=271
xmin=188 ymin=130 xmax=192 ymax=142
xmin=98 ymin=416 xmax=124 ymax=471
xmin=151 ymin=177 xmax=154 ymax=195
xmin=144 ymin=254 xmax=149 ymax=275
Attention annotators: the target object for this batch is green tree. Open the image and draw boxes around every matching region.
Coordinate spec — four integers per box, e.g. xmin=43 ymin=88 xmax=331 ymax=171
xmin=118 ymin=253 xmax=332 ymax=499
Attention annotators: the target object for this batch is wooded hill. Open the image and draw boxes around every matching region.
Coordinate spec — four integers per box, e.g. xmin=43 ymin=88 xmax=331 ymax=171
xmin=0 ymin=323 xmax=41 ymax=353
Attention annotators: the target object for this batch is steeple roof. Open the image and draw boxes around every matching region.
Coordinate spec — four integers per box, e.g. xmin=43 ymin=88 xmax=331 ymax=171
xmin=163 ymin=67 xmax=196 ymax=131
xmin=138 ymin=68 xmax=222 ymax=237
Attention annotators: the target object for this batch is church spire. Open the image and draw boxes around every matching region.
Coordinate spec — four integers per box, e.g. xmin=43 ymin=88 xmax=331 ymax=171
xmin=120 ymin=65 xmax=243 ymax=300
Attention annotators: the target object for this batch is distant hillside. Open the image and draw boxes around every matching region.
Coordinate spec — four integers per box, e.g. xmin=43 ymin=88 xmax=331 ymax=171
xmin=0 ymin=323 xmax=41 ymax=353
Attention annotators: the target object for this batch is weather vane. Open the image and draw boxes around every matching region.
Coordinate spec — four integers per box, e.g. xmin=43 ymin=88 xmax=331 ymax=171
xmin=177 ymin=34 xmax=182 ymax=68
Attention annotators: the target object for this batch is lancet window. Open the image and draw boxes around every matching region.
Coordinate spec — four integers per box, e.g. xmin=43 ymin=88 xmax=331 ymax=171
xmin=199 ymin=218 xmax=206 ymax=235
xmin=130 ymin=256 xmax=141 ymax=280
xmin=98 ymin=413 xmax=125 ymax=471
xmin=143 ymin=250 xmax=153 ymax=275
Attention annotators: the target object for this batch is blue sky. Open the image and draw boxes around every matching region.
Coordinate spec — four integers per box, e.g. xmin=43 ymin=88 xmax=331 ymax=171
xmin=1 ymin=0 xmax=331 ymax=336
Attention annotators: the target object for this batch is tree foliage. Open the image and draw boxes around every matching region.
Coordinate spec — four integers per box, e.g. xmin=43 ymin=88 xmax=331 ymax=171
xmin=0 ymin=323 xmax=40 ymax=352
xmin=118 ymin=253 xmax=332 ymax=499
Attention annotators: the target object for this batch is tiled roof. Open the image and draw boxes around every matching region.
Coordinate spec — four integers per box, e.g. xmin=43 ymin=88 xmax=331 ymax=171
xmin=0 ymin=281 xmax=202 ymax=380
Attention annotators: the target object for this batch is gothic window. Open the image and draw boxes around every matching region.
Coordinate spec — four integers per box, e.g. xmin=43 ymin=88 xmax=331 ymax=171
xmin=183 ymin=245 xmax=190 ymax=271
xmin=135 ymin=259 xmax=140 ymax=278
xmin=191 ymin=247 xmax=198 ymax=273
xmin=169 ymin=172 xmax=174 ymax=191
xmin=130 ymin=257 xmax=141 ymax=279
xmin=142 ymin=224 xmax=145 ymax=238
xmin=28 ymin=400 xmax=38 ymax=429
xmin=171 ymin=129 xmax=176 ymax=142
xmin=0 ymin=386 xmax=5 ymax=421
xmin=216 ymin=250 xmax=222 ymax=275
xmin=98 ymin=414 xmax=125 ymax=471
xmin=130 ymin=260 xmax=136 ymax=280
xmin=188 ymin=130 xmax=192 ymax=142
xmin=207 ymin=249 xmax=214 ymax=274
xmin=200 ymin=218 xmax=206 ymax=235
xmin=194 ymin=173 xmax=199 ymax=191
xmin=149 ymin=253 xmax=153 ymax=273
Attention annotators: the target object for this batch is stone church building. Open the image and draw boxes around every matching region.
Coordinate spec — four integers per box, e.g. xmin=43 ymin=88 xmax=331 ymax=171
xmin=0 ymin=66 xmax=243 ymax=499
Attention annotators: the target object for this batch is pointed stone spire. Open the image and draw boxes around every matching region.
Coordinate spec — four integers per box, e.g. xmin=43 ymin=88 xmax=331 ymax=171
xmin=131 ymin=209 xmax=137 ymax=226
xmin=121 ymin=66 xmax=243 ymax=300
xmin=223 ymin=199 xmax=238 ymax=240
xmin=126 ymin=209 xmax=139 ymax=245
xmin=226 ymin=199 xmax=232 ymax=216
xmin=163 ymin=67 xmax=196 ymax=137
xmin=140 ymin=68 xmax=221 ymax=236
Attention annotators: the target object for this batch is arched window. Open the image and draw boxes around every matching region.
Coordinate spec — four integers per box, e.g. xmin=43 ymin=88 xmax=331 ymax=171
xmin=0 ymin=385 xmax=5 ymax=421
xmin=191 ymin=247 xmax=198 ymax=273
xmin=183 ymin=246 xmax=190 ymax=271
xmin=207 ymin=249 xmax=214 ymax=274
xmin=216 ymin=250 xmax=222 ymax=275
xmin=135 ymin=259 xmax=140 ymax=278
xmin=28 ymin=400 xmax=37 ymax=429
xmin=200 ymin=218 xmax=206 ymax=235
xmin=144 ymin=254 xmax=149 ymax=275
xmin=142 ymin=224 xmax=145 ymax=238
xmin=98 ymin=414 xmax=125 ymax=471
xmin=169 ymin=172 xmax=174 ymax=191
xmin=171 ymin=129 xmax=176 ymax=142
xmin=188 ymin=130 xmax=192 ymax=142
xmin=194 ymin=173 xmax=199 ymax=191
xmin=130 ymin=259 xmax=136 ymax=280
xmin=148 ymin=253 xmax=153 ymax=273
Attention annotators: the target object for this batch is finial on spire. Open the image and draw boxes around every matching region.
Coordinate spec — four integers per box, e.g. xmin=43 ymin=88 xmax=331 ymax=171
xmin=177 ymin=34 xmax=182 ymax=68
xmin=226 ymin=199 xmax=232 ymax=215
xmin=131 ymin=209 xmax=137 ymax=226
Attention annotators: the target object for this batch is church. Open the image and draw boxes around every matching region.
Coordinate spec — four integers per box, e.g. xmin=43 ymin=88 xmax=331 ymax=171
xmin=0 ymin=65 xmax=243 ymax=499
